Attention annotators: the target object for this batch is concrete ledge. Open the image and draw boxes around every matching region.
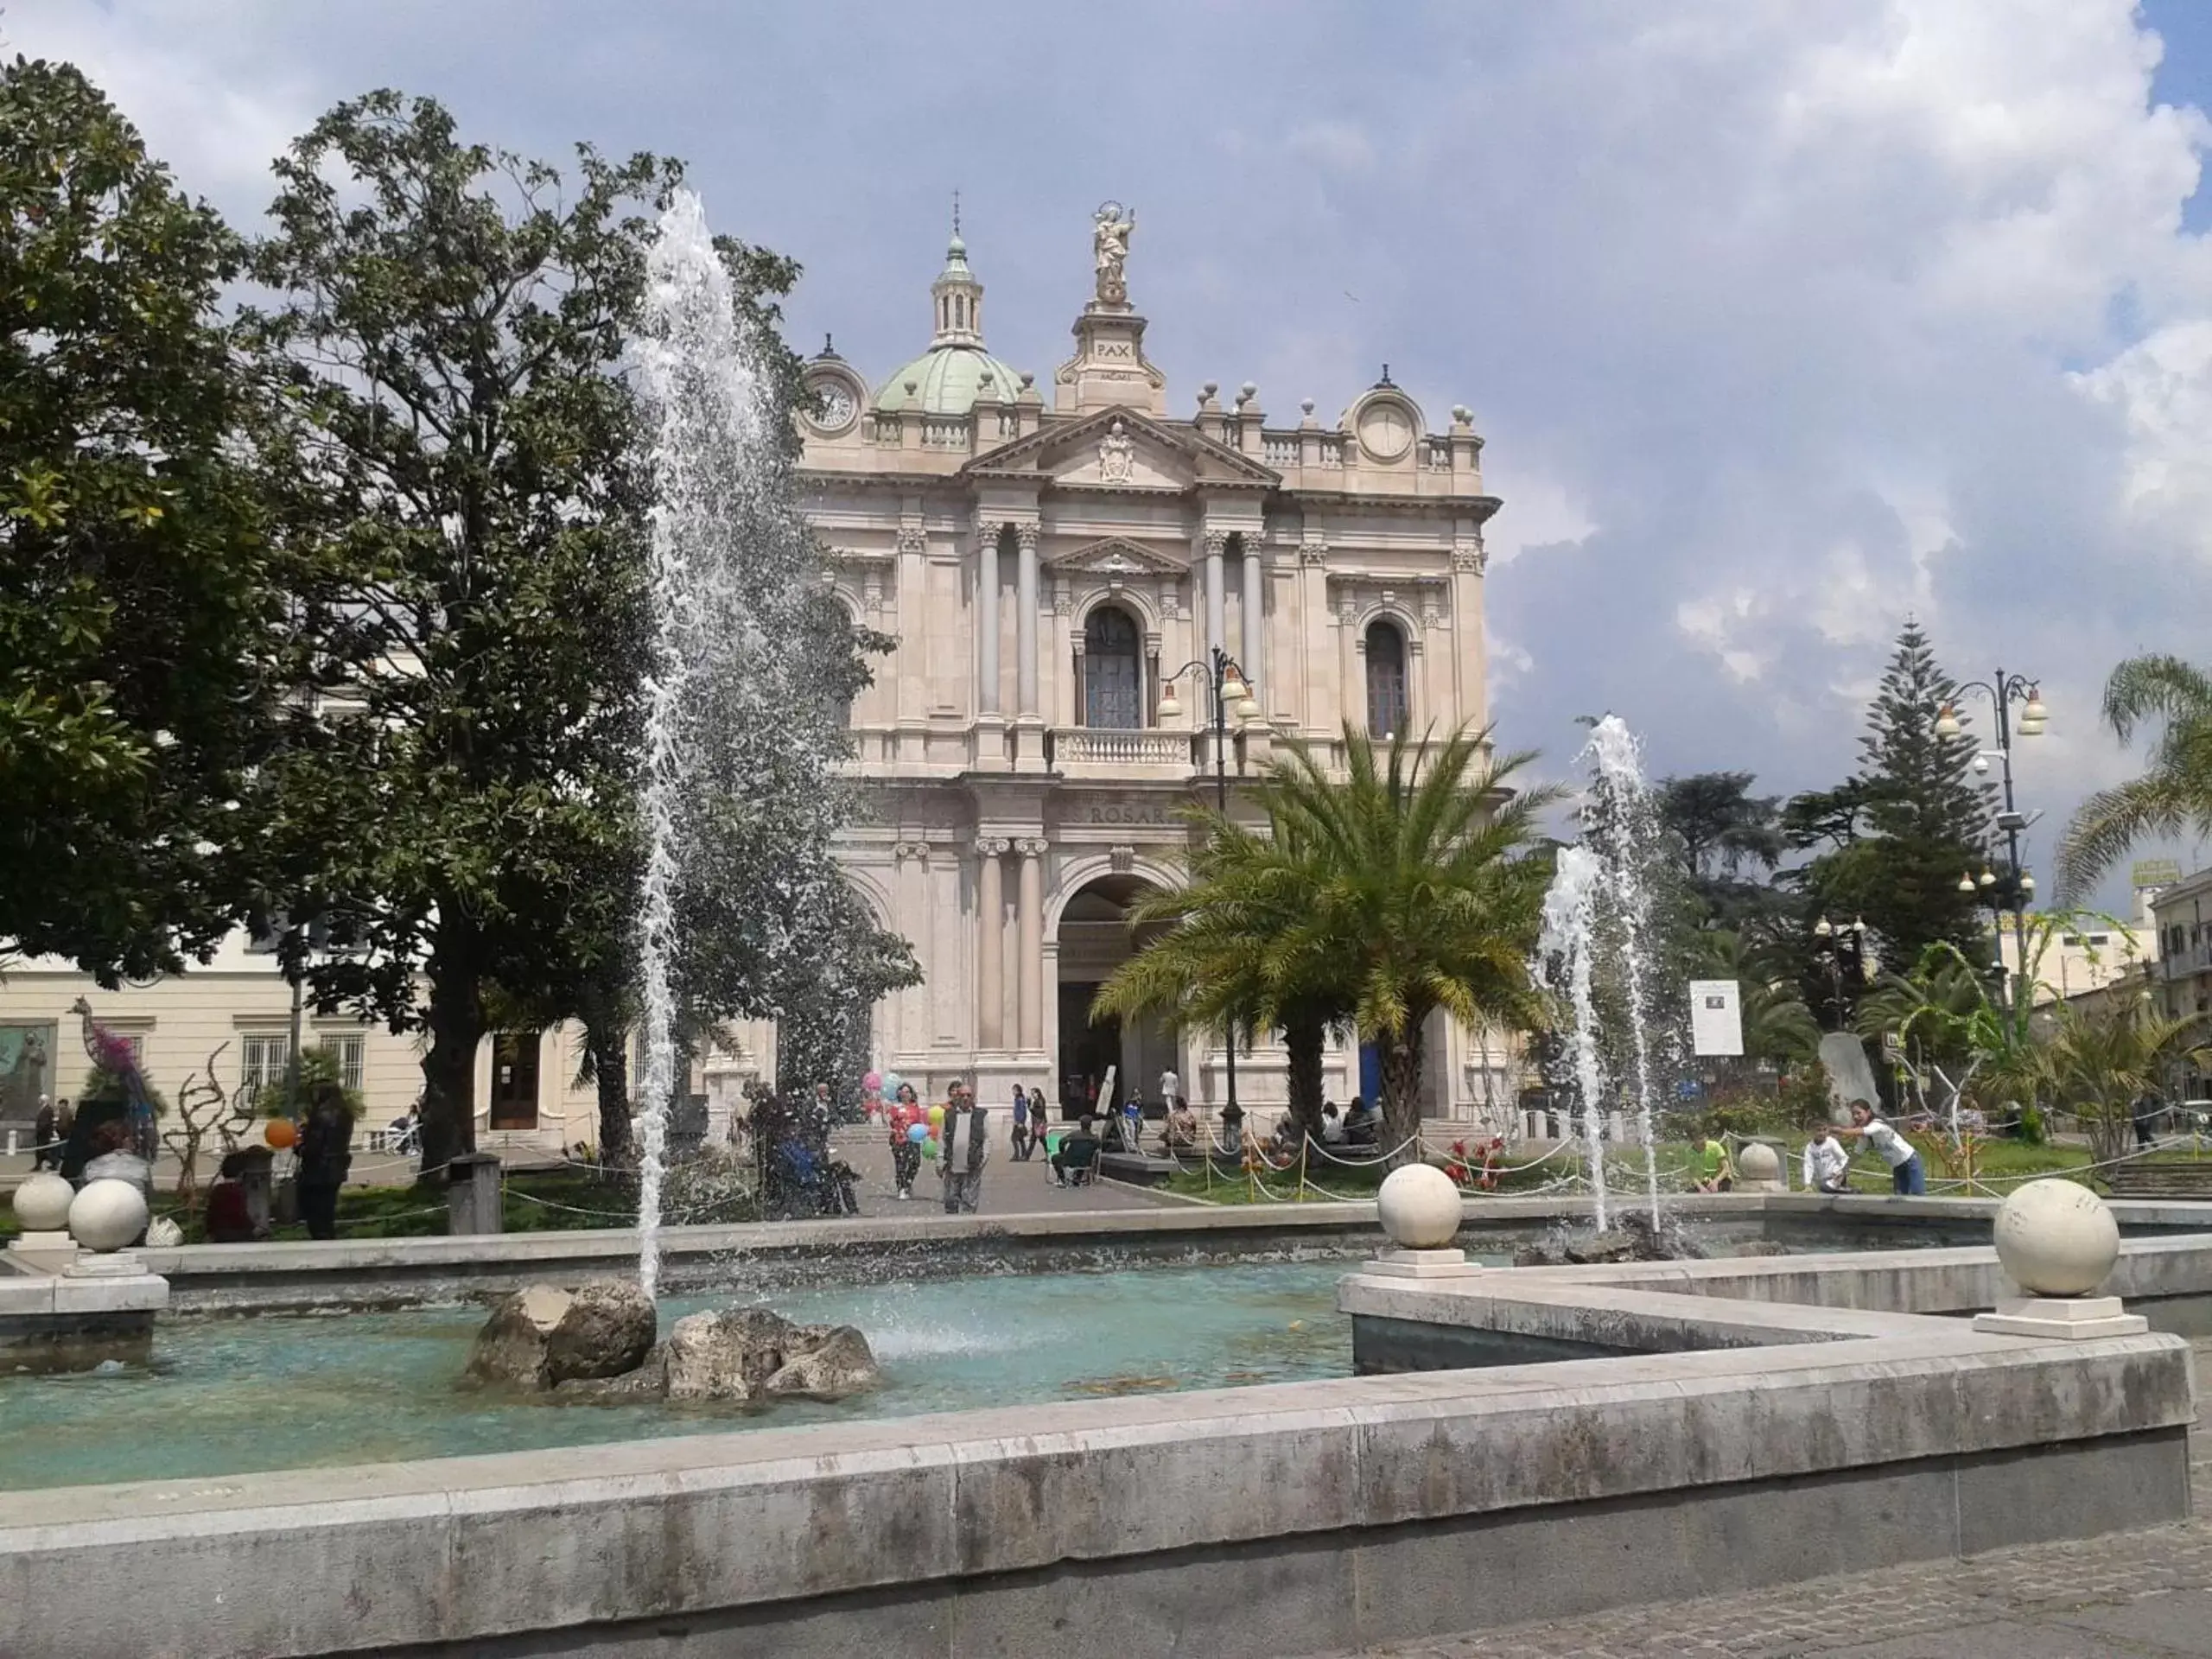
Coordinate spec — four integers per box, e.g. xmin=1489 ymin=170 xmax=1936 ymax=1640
xmin=0 ymin=1321 xmax=2191 ymax=1659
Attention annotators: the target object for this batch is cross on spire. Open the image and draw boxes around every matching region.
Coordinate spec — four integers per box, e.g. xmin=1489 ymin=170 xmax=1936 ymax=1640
xmin=952 ymin=188 xmax=961 ymax=238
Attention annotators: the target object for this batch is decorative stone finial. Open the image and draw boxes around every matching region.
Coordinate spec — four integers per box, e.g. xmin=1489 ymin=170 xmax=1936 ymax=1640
xmin=1237 ymin=381 xmax=1257 ymax=405
xmin=1300 ymin=397 xmax=1317 ymax=422
xmin=1973 ymin=1179 xmax=2145 ymax=1339
xmin=1366 ymin=1164 xmax=1478 ymax=1278
xmin=12 ymin=1171 xmax=73 ymax=1233
xmin=68 ymin=1178 xmax=149 ymax=1253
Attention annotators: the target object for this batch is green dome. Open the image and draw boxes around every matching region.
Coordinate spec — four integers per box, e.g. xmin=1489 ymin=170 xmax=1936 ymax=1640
xmin=874 ymin=345 xmax=1027 ymax=415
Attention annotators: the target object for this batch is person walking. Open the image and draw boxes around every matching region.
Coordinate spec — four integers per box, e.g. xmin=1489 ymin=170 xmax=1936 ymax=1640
xmin=1010 ymin=1084 xmax=1033 ymax=1161
xmin=295 ymin=1080 xmax=354 ymax=1241
xmin=887 ymin=1083 xmax=924 ymax=1200
xmin=1159 ymin=1067 xmax=1180 ymax=1112
xmin=2133 ymin=1090 xmax=2164 ymax=1151
xmin=1802 ymin=1125 xmax=1850 ymax=1194
xmin=1839 ymin=1103 xmax=1925 ymax=1196
xmin=30 ymin=1096 xmax=57 ymax=1172
xmin=939 ymin=1083 xmax=989 ymax=1214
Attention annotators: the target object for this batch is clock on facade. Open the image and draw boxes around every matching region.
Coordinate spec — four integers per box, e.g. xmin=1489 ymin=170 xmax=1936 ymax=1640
xmin=1355 ymin=397 xmax=1414 ymax=463
xmin=808 ymin=378 xmax=858 ymax=434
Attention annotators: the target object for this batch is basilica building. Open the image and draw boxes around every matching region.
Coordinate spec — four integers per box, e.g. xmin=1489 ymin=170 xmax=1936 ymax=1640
xmin=764 ymin=210 xmax=1521 ymax=1125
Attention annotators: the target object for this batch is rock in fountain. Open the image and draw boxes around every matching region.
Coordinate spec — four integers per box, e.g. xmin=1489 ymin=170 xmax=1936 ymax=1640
xmin=463 ymin=1284 xmax=881 ymax=1405
xmin=465 ymin=1282 xmax=658 ymax=1390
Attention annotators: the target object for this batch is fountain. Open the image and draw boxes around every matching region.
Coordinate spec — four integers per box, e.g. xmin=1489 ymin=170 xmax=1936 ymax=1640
xmin=1580 ymin=715 xmax=1670 ymax=1224
xmin=1538 ymin=845 xmax=1611 ymax=1231
xmin=627 ymin=190 xmax=833 ymax=1297
xmin=1535 ymin=715 xmax=1684 ymax=1236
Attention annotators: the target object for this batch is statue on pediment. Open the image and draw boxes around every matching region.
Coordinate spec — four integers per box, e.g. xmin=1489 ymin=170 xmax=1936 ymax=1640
xmin=1092 ymin=201 xmax=1135 ymax=306
xmin=1097 ymin=418 xmax=1136 ymax=483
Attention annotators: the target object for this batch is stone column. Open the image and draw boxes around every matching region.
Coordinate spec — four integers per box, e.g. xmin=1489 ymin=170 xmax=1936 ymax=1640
xmin=895 ymin=525 xmax=928 ymax=745
xmin=1300 ymin=537 xmax=1331 ymax=732
xmin=1452 ymin=536 xmax=1488 ymax=727
xmin=1240 ymin=538 xmax=1264 ymax=696
xmin=976 ymin=837 xmax=1008 ymax=1052
xmin=977 ymin=525 xmax=1001 ymax=715
xmin=1015 ymin=839 xmax=1046 ymax=1052
xmin=1015 ymin=524 xmax=1040 ymax=715
xmin=1204 ymin=527 xmax=1228 ymax=659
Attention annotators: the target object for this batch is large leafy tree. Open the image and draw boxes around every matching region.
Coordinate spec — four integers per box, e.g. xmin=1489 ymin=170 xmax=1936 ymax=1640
xmin=0 ymin=59 xmax=336 ymax=980
xmin=1656 ymin=772 xmax=1785 ymax=929
xmin=1797 ymin=623 xmax=1991 ymax=971
xmin=2056 ymin=655 xmax=2212 ymax=901
xmin=243 ymin=92 xmax=694 ymax=1174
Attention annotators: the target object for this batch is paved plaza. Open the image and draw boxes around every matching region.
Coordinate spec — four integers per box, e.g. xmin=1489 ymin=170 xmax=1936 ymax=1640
xmin=1336 ymin=1341 xmax=2212 ymax=1659
xmin=830 ymin=1123 xmax=1169 ymax=1217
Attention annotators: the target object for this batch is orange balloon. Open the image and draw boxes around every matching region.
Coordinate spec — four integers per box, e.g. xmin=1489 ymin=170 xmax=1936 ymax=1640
xmin=264 ymin=1117 xmax=297 ymax=1149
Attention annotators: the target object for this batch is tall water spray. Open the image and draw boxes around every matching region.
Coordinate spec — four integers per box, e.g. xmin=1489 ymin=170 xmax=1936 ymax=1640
xmin=1581 ymin=716 xmax=1667 ymax=1226
xmin=629 ymin=191 xmax=780 ymax=1300
xmin=1539 ymin=846 xmax=1611 ymax=1232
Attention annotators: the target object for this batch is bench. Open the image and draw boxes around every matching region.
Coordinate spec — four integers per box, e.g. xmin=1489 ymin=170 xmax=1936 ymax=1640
xmin=2105 ymin=1160 xmax=2212 ymax=1199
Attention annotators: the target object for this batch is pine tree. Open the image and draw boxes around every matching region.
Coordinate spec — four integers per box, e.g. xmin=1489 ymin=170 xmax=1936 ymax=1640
xmin=1805 ymin=622 xmax=1992 ymax=971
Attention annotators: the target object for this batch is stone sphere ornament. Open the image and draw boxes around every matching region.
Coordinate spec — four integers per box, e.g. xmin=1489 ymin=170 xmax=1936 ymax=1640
xmin=1993 ymin=1177 xmax=2120 ymax=1298
xmin=1377 ymin=1163 xmax=1463 ymax=1250
xmin=67 ymin=1178 xmax=149 ymax=1253
xmin=1736 ymin=1141 xmax=1782 ymax=1185
xmin=11 ymin=1170 xmax=74 ymax=1233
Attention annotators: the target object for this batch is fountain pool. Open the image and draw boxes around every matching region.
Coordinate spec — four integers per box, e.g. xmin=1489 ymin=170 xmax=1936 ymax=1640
xmin=0 ymin=1257 xmax=1520 ymax=1491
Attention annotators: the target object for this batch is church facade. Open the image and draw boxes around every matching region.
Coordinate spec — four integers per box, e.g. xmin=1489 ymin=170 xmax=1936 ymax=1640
xmin=753 ymin=210 xmax=1522 ymax=1124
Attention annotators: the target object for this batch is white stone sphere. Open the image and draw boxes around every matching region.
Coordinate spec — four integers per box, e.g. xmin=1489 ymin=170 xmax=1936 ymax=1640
xmin=1737 ymin=1141 xmax=1782 ymax=1184
xmin=1378 ymin=1163 xmax=1462 ymax=1249
xmin=67 ymin=1179 xmax=149 ymax=1253
xmin=11 ymin=1170 xmax=75 ymax=1232
xmin=1993 ymin=1178 xmax=2120 ymax=1298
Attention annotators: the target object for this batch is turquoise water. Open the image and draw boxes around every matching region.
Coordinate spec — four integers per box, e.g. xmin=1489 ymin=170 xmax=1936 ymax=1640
xmin=1 ymin=1260 xmax=1363 ymax=1491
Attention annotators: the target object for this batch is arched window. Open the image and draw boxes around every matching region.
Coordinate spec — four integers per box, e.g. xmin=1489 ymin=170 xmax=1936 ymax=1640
xmin=1365 ymin=619 xmax=1408 ymax=738
xmin=1083 ymin=606 xmax=1143 ymax=729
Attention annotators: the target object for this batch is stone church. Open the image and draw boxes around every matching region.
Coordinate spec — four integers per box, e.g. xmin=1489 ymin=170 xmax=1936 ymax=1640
xmin=752 ymin=207 xmax=1521 ymax=1126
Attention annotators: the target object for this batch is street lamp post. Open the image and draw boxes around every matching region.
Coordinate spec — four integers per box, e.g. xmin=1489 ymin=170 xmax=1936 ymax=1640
xmin=1811 ymin=914 xmax=1868 ymax=1031
xmin=1157 ymin=647 xmax=1260 ymax=1118
xmin=1936 ymin=673 xmax=2047 ymax=1007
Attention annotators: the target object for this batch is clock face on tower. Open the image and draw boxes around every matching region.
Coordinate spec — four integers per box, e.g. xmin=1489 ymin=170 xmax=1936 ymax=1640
xmin=809 ymin=378 xmax=857 ymax=434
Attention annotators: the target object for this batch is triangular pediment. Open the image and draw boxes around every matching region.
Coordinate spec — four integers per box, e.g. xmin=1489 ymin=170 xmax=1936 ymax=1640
xmin=1043 ymin=535 xmax=1189 ymax=575
xmin=963 ymin=405 xmax=1278 ymax=491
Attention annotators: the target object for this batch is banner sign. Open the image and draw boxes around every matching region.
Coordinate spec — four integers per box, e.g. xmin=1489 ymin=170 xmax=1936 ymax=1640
xmin=1688 ymin=980 xmax=1745 ymax=1058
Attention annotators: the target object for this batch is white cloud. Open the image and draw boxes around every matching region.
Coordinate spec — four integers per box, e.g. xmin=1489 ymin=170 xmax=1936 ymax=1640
xmin=7 ymin=0 xmax=2210 ymax=912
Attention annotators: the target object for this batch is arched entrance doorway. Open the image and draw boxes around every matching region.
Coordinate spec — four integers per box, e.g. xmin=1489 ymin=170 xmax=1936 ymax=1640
xmin=1053 ymin=874 xmax=1173 ymax=1122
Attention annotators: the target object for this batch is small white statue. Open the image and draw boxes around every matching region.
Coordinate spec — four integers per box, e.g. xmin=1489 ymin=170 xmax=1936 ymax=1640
xmin=1093 ymin=201 xmax=1135 ymax=305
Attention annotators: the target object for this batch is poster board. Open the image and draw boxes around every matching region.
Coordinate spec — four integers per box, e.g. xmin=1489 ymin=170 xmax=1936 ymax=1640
xmin=1688 ymin=980 xmax=1745 ymax=1058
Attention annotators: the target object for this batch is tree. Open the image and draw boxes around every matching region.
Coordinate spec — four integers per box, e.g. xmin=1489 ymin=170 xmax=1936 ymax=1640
xmin=243 ymin=93 xmax=694 ymax=1176
xmin=1656 ymin=772 xmax=1783 ymax=910
xmin=1092 ymin=810 xmax=1345 ymax=1142
xmin=2056 ymin=655 xmax=2212 ymax=901
xmin=0 ymin=60 xmax=336 ymax=981
xmin=2042 ymin=992 xmax=2206 ymax=1165
xmin=1798 ymin=623 xmax=1991 ymax=969
xmin=1274 ymin=725 xmax=1558 ymax=1165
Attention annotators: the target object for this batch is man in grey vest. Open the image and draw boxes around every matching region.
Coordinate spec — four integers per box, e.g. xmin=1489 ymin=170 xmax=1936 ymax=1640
xmin=939 ymin=1082 xmax=989 ymax=1214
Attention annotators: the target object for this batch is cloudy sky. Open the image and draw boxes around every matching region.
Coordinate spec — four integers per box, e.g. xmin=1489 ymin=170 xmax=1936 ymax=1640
xmin=15 ymin=0 xmax=2212 ymax=907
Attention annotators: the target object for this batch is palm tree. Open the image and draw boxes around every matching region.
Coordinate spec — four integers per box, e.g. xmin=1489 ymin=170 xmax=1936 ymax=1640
xmin=1273 ymin=723 xmax=1558 ymax=1165
xmin=2041 ymin=992 xmax=2207 ymax=1165
xmin=2057 ymin=654 xmax=2212 ymax=900
xmin=1096 ymin=724 xmax=1555 ymax=1166
xmin=1091 ymin=815 xmax=1343 ymax=1141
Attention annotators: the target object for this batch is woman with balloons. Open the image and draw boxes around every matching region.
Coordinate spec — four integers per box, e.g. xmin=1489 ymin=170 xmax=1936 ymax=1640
xmin=884 ymin=1075 xmax=924 ymax=1200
